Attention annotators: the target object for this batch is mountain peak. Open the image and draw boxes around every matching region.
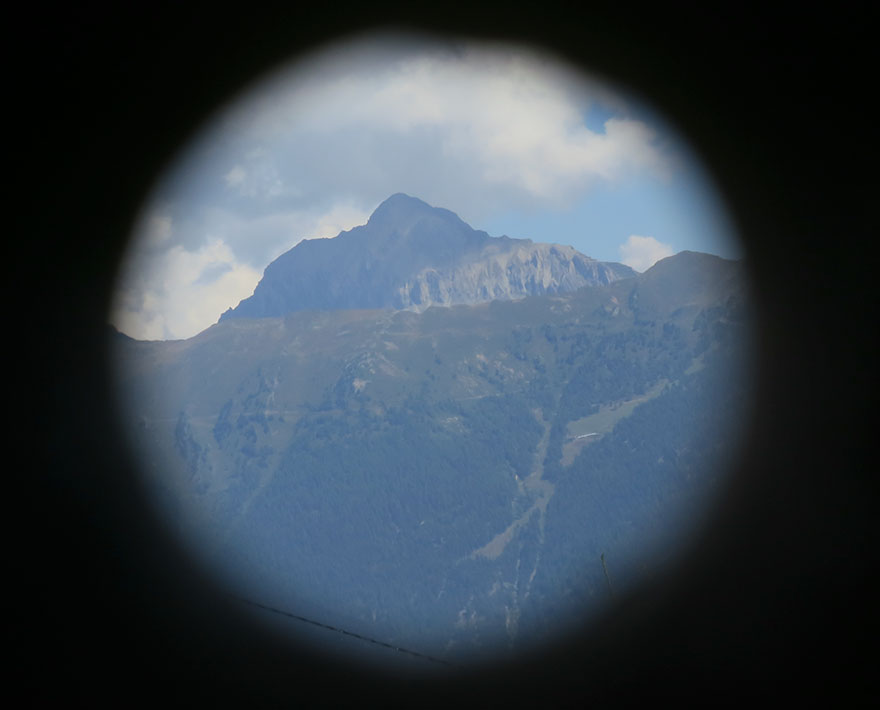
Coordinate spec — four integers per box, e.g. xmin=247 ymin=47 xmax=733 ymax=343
xmin=375 ymin=192 xmax=429 ymax=211
xmin=220 ymin=195 xmax=636 ymax=320
xmin=366 ymin=193 xmax=462 ymax=236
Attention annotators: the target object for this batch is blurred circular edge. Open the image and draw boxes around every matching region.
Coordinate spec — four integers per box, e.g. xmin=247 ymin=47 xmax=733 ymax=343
xmin=23 ymin=6 xmax=826 ymax=704
xmin=103 ymin=26 xmax=762 ymax=685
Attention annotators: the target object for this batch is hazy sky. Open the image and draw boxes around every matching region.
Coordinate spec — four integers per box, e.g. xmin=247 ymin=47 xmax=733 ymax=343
xmin=112 ymin=33 xmax=740 ymax=341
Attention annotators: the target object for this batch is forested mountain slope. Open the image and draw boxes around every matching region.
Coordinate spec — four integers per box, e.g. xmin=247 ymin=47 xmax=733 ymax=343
xmin=114 ymin=251 xmax=752 ymax=666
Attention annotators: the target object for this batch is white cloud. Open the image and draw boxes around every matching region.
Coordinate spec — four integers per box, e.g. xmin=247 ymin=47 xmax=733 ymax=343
xmin=213 ymin=38 xmax=673 ymax=212
xmin=224 ymin=165 xmax=246 ymax=187
xmin=112 ymin=200 xmax=373 ymax=339
xmin=308 ymin=202 xmax=372 ymax=239
xmin=198 ymin=200 xmax=372 ymax=265
xmin=619 ymin=235 xmax=675 ymax=272
xmin=138 ymin=214 xmax=174 ymax=247
xmin=224 ymin=158 xmax=288 ymax=200
xmin=112 ymin=238 xmax=261 ymax=340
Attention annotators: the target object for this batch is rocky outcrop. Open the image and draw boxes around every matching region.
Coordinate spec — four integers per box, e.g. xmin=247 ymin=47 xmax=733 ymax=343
xmin=396 ymin=240 xmax=632 ymax=309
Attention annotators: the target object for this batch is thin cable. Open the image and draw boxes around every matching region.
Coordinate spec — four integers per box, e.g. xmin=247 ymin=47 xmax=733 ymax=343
xmin=230 ymin=595 xmax=458 ymax=668
xmin=600 ymin=552 xmax=615 ymax=598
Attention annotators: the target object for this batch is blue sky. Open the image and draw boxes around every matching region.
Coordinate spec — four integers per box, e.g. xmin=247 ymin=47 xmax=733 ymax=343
xmin=482 ymin=173 xmax=737 ymax=266
xmin=112 ymin=33 xmax=741 ymax=341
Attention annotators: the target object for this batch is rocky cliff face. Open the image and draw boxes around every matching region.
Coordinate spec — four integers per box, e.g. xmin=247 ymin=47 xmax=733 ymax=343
xmin=394 ymin=240 xmax=631 ymax=309
xmin=220 ymin=193 xmax=635 ymax=320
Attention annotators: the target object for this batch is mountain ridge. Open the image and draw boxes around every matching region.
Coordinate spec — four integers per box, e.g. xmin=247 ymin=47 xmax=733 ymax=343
xmin=220 ymin=193 xmax=636 ymax=321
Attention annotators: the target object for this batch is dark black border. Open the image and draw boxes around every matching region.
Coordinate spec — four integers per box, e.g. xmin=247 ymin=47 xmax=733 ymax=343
xmin=16 ymin=4 xmax=876 ymax=705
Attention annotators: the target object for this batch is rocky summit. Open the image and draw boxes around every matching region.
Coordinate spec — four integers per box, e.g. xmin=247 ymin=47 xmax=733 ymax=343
xmin=219 ymin=193 xmax=635 ymax=320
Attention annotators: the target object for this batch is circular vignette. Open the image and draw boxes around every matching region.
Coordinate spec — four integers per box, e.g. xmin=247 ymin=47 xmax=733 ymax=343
xmin=108 ymin=30 xmax=756 ymax=676
xmin=29 ymin=5 xmax=870 ymax=706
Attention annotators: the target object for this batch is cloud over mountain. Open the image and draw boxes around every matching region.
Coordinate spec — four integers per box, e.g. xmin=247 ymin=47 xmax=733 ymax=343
xmin=619 ymin=234 xmax=675 ymax=272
